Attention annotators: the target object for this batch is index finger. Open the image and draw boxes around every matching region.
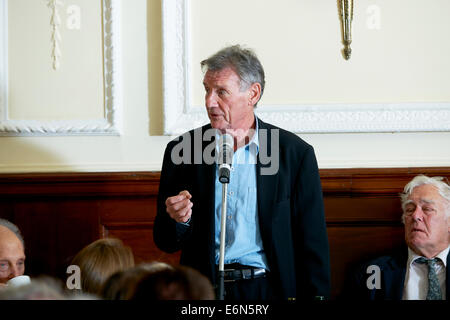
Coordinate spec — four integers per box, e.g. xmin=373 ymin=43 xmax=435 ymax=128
xmin=179 ymin=190 xmax=192 ymax=199
xmin=165 ymin=191 xmax=191 ymax=206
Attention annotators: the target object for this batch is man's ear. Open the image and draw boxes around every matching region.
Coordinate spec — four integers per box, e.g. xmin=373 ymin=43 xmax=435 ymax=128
xmin=248 ymin=83 xmax=261 ymax=106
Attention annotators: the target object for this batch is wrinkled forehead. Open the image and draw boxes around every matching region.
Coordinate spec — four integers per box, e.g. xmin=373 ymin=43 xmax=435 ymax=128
xmin=409 ymin=184 xmax=442 ymax=199
xmin=0 ymin=238 xmax=24 ymax=252
xmin=203 ymin=67 xmax=240 ymax=84
xmin=0 ymin=230 xmax=25 ymax=258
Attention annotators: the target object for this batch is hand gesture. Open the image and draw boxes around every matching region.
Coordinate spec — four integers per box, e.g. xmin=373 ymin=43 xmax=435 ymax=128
xmin=165 ymin=190 xmax=193 ymax=223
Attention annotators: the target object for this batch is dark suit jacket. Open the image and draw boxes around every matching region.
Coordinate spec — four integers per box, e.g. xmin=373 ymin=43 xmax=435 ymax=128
xmin=153 ymin=118 xmax=330 ymax=300
xmin=344 ymin=247 xmax=450 ymax=300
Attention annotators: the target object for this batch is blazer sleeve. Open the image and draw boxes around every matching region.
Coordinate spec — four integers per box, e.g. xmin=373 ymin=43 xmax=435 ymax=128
xmin=153 ymin=141 xmax=193 ymax=253
xmin=294 ymin=145 xmax=331 ymax=299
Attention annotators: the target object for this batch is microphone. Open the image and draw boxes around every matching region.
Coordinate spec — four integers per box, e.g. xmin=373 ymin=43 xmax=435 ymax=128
xmin=218 ymin=133 xmax=234 ymax=184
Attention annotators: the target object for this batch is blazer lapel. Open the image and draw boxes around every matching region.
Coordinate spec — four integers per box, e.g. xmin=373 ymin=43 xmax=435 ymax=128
xmin=386 ymin=250 xmax=407 ymax=300
xmin=196 ymin=125 xmax=217 ymax=281
xmin=390 ymin=266 xmax=406 ymax=300
xmin=256 ymin=118 xmax=277 ymax=245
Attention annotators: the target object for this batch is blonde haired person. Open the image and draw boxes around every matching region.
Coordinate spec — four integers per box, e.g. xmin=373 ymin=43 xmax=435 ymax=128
xmin=71 ymin=238 xmax=134 ymax=296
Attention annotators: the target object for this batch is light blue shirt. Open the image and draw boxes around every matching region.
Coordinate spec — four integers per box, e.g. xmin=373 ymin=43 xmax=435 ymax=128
xmin=214 ymin=119 xmax=269 ymax=270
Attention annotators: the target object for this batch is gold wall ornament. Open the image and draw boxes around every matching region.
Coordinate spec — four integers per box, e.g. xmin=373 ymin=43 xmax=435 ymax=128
xmin=339 ymin=0 xmax=354 ymax=60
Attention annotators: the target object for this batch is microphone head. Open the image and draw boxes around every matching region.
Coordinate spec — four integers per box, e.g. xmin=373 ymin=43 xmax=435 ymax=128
xmin=218 ymin=133 xmax=234 ymax=184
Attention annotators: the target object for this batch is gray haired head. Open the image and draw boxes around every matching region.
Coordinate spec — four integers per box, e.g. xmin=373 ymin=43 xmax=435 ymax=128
xmin=0 ymin=218 xmax=25 ymax=249
xmin=400 ymin=175 xmax=450 ymax=223
xmin=200 ymin=44 xmax=265 ymax=107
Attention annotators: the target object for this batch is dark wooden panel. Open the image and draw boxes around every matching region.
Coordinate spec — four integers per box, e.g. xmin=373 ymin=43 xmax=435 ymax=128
xmin=1 ymin=168 xmax=450 ymax=299
xmin=99 ymin=197 xmax=157 ymax=223
xmin=12 ymin=199 xmax=101 ymax=279
xmin=101 ymin=222 xmax=180 ymax=266
xmin=327 ymin=225 xmax=405 ymax=299
xmin=0 ymin=172 xmax=160 ymax=198
xmin=320 ymin=167 xmax=450 ymax=195
xmin=324 ymin=196 xmax=402 ymax=222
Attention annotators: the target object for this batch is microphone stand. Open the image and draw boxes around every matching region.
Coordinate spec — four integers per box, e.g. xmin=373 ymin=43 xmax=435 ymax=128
xmin=218 ymin=181 xmax=228 ymax=300
xmin=217 ymin=133 xmax=233 ymax=301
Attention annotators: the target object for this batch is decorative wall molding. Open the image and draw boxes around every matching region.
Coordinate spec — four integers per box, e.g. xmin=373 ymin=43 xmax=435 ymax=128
xmin=162 ymin=0 xmax=188 ymax=135
xmin=0 ymin=0 xmax=122 ymax=136
xmin=47 ymin=0 xmax=63 ymax=70
xmin=162 ymin=0 xmax=450 ymax=135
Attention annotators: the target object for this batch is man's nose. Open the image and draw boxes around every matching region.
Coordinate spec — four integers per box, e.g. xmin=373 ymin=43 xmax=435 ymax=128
xmin=411 ymin=207 xmax=424 ymax=222
xmin=205 ymin=92 xmax=218 ymax=108
xmin=8 ymin=265 xmax=20 ymax=280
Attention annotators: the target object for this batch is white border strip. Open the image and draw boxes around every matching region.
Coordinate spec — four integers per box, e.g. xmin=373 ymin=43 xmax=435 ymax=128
xmin=0 ymin=0 xmax=122 ymax=136
xmin=162 ymin=0 xmax=450 ymax=135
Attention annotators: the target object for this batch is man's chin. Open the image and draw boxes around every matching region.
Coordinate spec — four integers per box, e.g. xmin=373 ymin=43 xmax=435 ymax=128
xmin=210 ymin=121 xmax=227 ymax=131
xmin=407 ymin=236 xmax=428 ymax=251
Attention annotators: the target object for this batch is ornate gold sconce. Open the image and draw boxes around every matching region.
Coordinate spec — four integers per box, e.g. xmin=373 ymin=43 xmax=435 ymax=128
xmin=339 ymin=0 xmax=354 ymax=60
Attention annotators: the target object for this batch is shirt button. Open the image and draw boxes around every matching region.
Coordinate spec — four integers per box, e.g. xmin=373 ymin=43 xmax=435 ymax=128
xmin=230 ymin=191 xmax=234 ymax=196
xmin=231 ymin=167 xmax=235 ymax=171
xmin=228 ymin=215 xmax=232 ymax=220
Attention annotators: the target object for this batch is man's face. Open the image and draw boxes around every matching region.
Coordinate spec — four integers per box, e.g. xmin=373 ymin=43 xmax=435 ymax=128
xmin=403 ymin=184 xmax=450 ymax=257
xmin=203 ymin=67 xmax=257 ymax=132
xmin=0 ymin=228 xmax=25 ymax=284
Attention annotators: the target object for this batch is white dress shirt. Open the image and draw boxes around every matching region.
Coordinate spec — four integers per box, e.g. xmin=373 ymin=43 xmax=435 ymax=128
xmin=402 ymin=245 xmax=449 ymax=300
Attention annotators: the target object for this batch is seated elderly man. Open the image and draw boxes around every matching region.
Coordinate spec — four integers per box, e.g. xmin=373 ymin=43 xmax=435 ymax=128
xmin=0 ymin=219 xmax=26 ymax=286
xmin=345 ymin=175 xmax=449 ymax=300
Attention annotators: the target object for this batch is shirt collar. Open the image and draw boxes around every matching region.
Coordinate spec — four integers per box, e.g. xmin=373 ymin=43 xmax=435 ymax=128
xmin=248 ymin=115 xmax=259 ymax=153
xmin=407 ymin=245 xmax=450 ymax=267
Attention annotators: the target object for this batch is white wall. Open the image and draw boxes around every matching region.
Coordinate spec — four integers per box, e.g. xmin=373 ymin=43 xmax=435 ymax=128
xmin=0 ymin=0 xmax=449 ymax=173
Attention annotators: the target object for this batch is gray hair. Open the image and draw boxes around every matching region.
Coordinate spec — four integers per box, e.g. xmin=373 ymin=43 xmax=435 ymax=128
xmin=0 ymin=277 xmax=66 ymax=300
xmin=200 ymin=44 xmax=265 ymax=107
xmin=400 ymin=175 xmax=450 ymax=223
xmin=0 ymin=218 xmax=25 ymax=249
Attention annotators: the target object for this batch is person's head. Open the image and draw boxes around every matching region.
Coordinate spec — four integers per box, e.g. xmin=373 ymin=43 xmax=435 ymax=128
xmin=101 ymin=261 xmax=174 ymax=300
xmin=201 ymin=45 xmax=265 ymax=132
xmin=400 ymin=175 xmax=450 ymax=258
xmin=130 ymin=265 xmax=215 ymax=300
xmin=70 ymin=237 xmax=134 ymax=295
xmin=0 ymin=219 xmax=25 ymax=284
xmin=0 ymin=276 xmax=66 ymax=300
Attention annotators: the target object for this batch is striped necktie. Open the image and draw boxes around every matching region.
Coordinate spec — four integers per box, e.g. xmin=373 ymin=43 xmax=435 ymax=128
xmin=415 ymin=257 xmax=442 ymax=300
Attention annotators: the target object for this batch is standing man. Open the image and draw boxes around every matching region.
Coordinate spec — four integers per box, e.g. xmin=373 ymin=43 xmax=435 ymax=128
xmin=154 ymin=45 xmax=330 ymax=300
xmin=0 ymin=219 xmax=26 ymax=286
xmin=345 ymin=175 xmax=450 ymax=300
